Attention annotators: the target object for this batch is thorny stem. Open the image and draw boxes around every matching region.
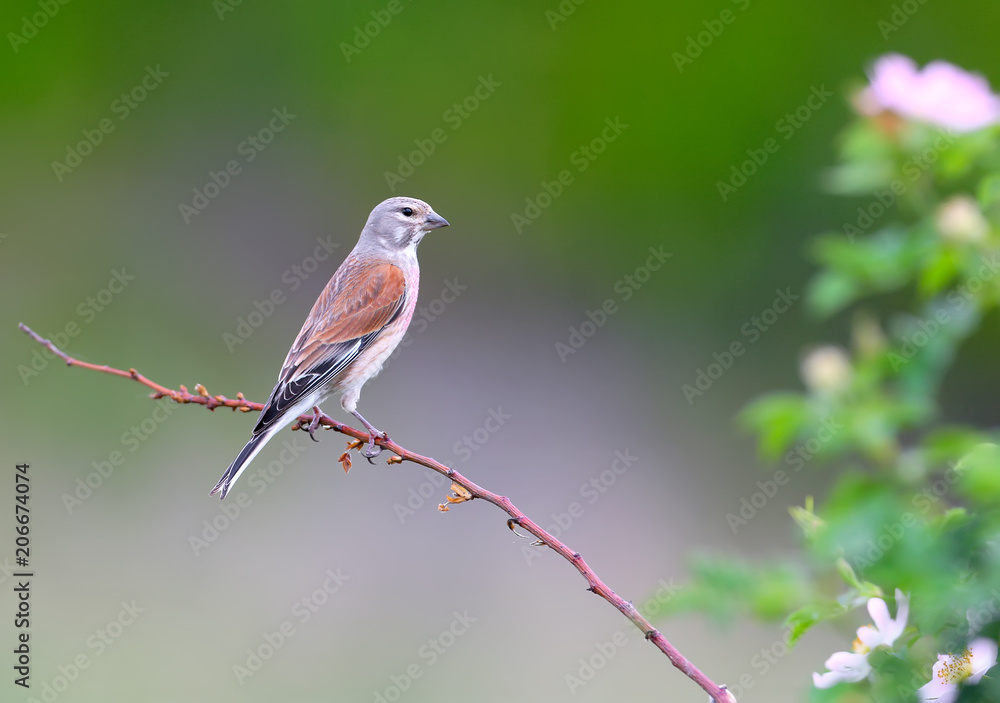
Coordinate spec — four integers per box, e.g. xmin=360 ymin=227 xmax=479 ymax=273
xmin=19 ymin=322 xmax=732 ymax=703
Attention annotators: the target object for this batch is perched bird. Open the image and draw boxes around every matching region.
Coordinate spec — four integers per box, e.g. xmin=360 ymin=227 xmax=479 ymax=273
xmin=211 ymin=196 xmax=450 ymax=499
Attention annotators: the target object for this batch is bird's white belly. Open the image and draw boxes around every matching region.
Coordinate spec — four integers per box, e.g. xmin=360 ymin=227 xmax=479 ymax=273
xmin=333 ymin=271 xmax=419 ymax=412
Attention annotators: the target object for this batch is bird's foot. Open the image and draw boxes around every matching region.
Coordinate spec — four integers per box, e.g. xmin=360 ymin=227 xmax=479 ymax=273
xmin=349 ymin=410 xmax=388 ymax=463
xmin=361 ymin=431 xmax=388 ymax=461
xmin=306 ymin=406 xmax=324 ymax=442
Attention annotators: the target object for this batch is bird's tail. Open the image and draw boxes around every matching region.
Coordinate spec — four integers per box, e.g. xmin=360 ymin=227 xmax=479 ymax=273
xmin=211 ymin=430 xmax=273 ymax=499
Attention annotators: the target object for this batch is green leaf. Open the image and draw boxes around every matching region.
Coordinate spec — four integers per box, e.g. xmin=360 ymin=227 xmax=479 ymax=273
xmin=808 ymin=227 xmax=931 ymax=315
xmin=918 ymin=246 xmax=961 ymax=298
xmin=740 ymin=393 xmax=809 ymax=460
xmin=824 ymin=121 xmax=896 ymax=195
xmin=955 ymin=443 xmax=1000 ymax=505
xmin=921 ymin=428 xmax=995 ymax=468
xmin=655 ymin=558 xmax=813 ymax=625
xmin=890 ymin=299 xmax=982 ymax=406
xmin=836 ymin=557 xmax=863 ymax=589
xmin=977 ymin=173 xmax=1000 ymax=208
xmin=929 ymin=507 xmax=970 ymax=532
xmin=785 ymin=600 xmax=847 ymax=646
xmin=808 ymin=270 xmax=861 ymax=317
xmin=790 ymin=500 xmax=825 ymax=542
xmin=824 ymin=162 xmax=896 ymax=196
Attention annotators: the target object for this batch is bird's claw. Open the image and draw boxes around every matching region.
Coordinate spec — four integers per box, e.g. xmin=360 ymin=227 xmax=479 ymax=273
xmin=362 ymin=444 xmax=381 ymax=460
xmin=361 ymin=432 xmax=387 ymax=460
xmin=306 ymin=406 xmax=323 ymax=443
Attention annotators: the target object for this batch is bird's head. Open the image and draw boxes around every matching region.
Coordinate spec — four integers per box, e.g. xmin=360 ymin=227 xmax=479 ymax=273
xmin=362 ymin=196 xmax=450 ymax=251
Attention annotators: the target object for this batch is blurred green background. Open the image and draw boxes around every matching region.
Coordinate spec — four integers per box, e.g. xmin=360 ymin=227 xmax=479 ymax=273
xmin=3 ymin=1 xmax=999 ymax=701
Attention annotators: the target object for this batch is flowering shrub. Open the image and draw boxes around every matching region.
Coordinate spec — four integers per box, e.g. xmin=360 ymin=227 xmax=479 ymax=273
xmin=663 ymin=56 xmax=1000 ymax=701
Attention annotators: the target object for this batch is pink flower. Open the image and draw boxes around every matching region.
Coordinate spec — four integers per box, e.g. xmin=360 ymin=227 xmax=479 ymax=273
xmin=861 ymin=54 xmax=1000 ymax=132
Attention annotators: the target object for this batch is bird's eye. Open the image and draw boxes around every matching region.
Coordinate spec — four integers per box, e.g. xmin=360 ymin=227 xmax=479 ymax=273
xmin=402 ymin=207 xmax=413 ymax=217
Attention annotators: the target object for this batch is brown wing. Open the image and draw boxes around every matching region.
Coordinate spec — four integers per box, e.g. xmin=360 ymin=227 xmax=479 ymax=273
xmin=252 ymin=258 xmax=407 ymax=434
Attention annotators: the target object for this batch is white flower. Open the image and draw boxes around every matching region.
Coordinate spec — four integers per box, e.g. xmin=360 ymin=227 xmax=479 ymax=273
xmin=919 ymin=638 xmax=998 ymax=703
xmin=858 ymin=589 xmax=909 ymax=648
xmin=813 ymin=649 xmax=872 ymax=688
xmin=861 ymin=54 xmax=1000 ymax=133
xmin=936 ymin=195 xmax=989 ymax=243
xmin=800 ymin=346 xmax=852 ymax=394
xmin=813 ymin=590 xmax=909 ymax=689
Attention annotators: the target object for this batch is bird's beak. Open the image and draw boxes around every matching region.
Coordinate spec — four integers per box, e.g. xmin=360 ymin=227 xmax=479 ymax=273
xmin=421 ymin=211 xmax=450 ymax=231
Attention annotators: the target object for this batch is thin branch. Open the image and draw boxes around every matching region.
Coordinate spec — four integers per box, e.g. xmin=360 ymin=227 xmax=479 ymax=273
xmin=19 ymin=322 xmax=732 ymax=703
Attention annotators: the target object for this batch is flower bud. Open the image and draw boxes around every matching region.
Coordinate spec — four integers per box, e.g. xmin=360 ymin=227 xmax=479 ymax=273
xmin=936 ymin=195 xmax=988 ymax=243
xmin=800 ymin=346 xmax=852 ymax=393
